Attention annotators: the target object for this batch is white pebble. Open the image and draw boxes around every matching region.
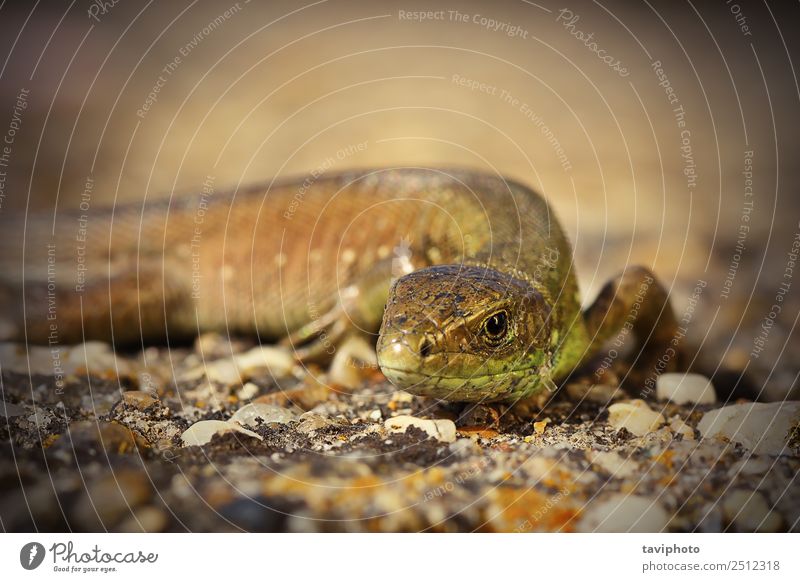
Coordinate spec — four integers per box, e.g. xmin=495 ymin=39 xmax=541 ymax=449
xmin=722 ymin=490 xmax=782 ymax=532
xmin=697 ymin=401 xmax=800 ymax=456
xmin=234 ymin=346 xmax=294 ymax=377
xmin=180 ymin=420 xmax=262 ymax=447
xmin=236 ymin=382 xmax=260 ymax=400
xmin=384 ymin=415 xmax=457 ymax=443
xmin=231 ymin=403 xmax=296 ymax=427
xmin=669 ymin=417 xmax=695 ymax=440
xmin=588 ymin=451 xmax=639 ymax=479
xmin=607 ymin=400 xmax=665 ymax=436
xmin=329 ymin=335 xmax=378 ymax=389
xmin=657 ymin=373 xmax=716 ymax=405
xmin=577 ymin=494 xmax=670 ymax=532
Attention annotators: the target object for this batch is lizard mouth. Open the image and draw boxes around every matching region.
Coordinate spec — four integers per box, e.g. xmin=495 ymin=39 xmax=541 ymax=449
xmin=377 ymin=335 xmax=544 ymax=402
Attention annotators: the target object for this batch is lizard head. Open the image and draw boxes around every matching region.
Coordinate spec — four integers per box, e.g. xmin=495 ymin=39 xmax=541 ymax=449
xmin=376 ymin=264 xmax=555 ymax=402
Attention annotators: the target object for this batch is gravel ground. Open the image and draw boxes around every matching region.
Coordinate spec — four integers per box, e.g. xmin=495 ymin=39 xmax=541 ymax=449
xmin=1 ymin=334 xmax=797 ymax=532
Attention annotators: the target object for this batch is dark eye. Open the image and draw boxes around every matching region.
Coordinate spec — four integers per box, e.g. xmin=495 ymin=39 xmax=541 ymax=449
xmin=483 ymin=311 xmax=508 ymax=342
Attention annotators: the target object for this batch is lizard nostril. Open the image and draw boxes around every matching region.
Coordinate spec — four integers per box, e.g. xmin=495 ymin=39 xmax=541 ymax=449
xmin=418 ymin=337 xmax=432 ymax=358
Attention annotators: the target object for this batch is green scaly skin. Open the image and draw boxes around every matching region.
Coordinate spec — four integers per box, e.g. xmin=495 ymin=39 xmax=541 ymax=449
xmin=1 ymin=168 xmax=678 ymax=402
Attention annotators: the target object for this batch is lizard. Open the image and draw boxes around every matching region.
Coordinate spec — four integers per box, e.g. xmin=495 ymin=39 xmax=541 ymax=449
xmin=0 ymin=168 xmax=678 ymax=402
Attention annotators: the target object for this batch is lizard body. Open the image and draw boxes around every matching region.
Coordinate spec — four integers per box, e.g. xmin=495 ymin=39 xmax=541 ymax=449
xmin=0 ymin=168 xmax=677 ymax=401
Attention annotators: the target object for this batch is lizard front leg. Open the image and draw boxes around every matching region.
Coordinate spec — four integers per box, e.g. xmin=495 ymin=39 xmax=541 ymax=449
xmin=581 ymin=266 xmax=680 ymax=390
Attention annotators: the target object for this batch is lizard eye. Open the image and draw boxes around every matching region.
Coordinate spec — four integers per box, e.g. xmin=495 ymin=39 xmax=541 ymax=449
xmin=482 ymin=311 xmax=508 ymax=344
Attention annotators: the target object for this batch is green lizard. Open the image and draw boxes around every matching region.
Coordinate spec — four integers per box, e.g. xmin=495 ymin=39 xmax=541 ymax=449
xmin=0 ymin=168 xmax=677 ymax=401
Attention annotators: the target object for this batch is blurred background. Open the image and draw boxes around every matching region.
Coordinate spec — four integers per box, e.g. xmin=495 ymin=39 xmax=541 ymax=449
xmin=0 ymin=0 xmax=798 ymax=400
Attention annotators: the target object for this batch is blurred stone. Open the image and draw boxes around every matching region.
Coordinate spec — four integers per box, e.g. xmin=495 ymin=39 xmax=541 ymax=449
xmin=669 ymin=416 xmax=695 ymax=440
xmin=296 ymin=412 xmax=336 ymax=434
xmin=607 ymin=400 xmax=665 ymax=436
xmin=254 ymin=374 xmax=330 ymax=410
xmin=588 ymin=451 xmax=638 ymax=479
xmin=722 ymin=490 xmax=783 ymax=532
xmin=657 ymin=373 xmax=716 ymax=405
xmin=577 ymin=494 xmax=670 ymax=532
xmin=329 ymin=335 xmax=378 ymax=389
xmin=122 ymin=390 xmax=158 ymax=410
xmin=231 ymin=403 xmax=296 ymax=428
xmin=698 ymin=401 xmax=800 ymax=455
xmin=236 ymin=382 xmax=259 ymax=401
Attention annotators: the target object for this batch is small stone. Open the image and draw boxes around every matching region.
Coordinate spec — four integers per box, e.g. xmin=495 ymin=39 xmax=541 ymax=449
xmin=329 ymin=335 xmax=378 ymax=389
xmin=122 ymin=390 xmax=158 ymax=410
xmin=533 ymin=418 xmax=550 ymax=434
xmin=722 ymin=490 xmax=783 ymax=532
xmin=180 ymin=420 xmax=262 ymax=447
xmin=384 ymin=415 xmax=457 ymax=443
xmin=669 ymin=416 xmax=695 ymax=440
xmin=657 ymin=373 xmax=716 ymax=405
xmin=231 ymin=403 xmax=296 ymax=428
xmin=234 ymin=346 xmax=294 ymax=378
xmin=26 ymin=408 xmax=52 ymax=426
xmin=577 ymin=494 xmax=670 ymax=532
xmin=607 ymin=400 xmax=666 ymax=436
xmin=296 ymin=412 xmax=335 ymax=434
xmin=236 ymin=382 xmax=260 ymax=401
xmin=697 ymin=401 xmax=800 ymax=455
xmin=368 ymin=409 xmax=382 ymax=421
xmin=254 ymin=374 xmax=330 ymax=410
xmin=588 ymin=451 xmax=639 ymax=479
xmin=728 ymin=456 xmax=771 ymax=477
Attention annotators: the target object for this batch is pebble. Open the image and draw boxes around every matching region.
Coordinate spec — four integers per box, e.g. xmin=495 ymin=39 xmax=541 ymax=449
xmin=26 ymin=408 xmax=52 ymax=426
xmin=533 ymin=418 xmax=550 ymax=434
xmin=588 ymin=451 xmax=639 ymax=479
xmin=669 ymin=416 xmax=695 ymax=440
xmin=329 ymin=335 xmax=378 ymax=389
xmin=180 ymin=420 xmax=262 ymax=447
xmin=728 ymin=456 xmax=772 ymax=477
xmin=236 ymin=382 xmax=260 ymax=401
xmin=296 ymin=412 xmax=336 ymax=434
xmin=231 ymin=403 xmax=296 ymax=427
xmin=182 ymin=345 xmax=294 ymax=385
xmin=607 ymin=400 xmax=666 ymax=436
xmin=697 ymin=401 xmax=800 ymax=455
xmin=122 ymin=390 xmax=158 ymax=410
xmin=577 ymin=494 xmax=670 ymax=532
xmin=254 ymin=374 xmax=330 ymax=410
xmin=384 ymin=415 xmax=457 ymax=443
xmin=722 ymin=490 xmax=783 ymax=532
xmin=233 ymin=346 xmax=295 ymax=378
xmin=656 ymin=373 xmax=716 ymax=405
